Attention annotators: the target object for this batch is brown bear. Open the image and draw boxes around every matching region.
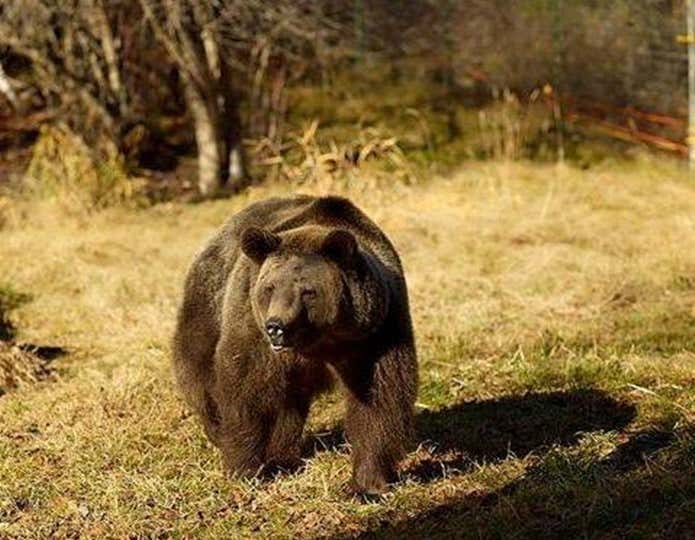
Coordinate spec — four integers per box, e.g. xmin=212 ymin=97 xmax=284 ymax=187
xmin=172 ymin=195 xmax=418 ymax=494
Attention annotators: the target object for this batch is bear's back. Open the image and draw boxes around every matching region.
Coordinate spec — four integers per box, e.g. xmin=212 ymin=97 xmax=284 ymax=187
xmin=234 ymin=195 xmax=403 ymax=276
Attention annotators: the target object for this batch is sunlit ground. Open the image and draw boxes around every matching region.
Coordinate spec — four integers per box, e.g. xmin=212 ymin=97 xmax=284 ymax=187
xmin=0 ymin=158 xmax=693 ymax=538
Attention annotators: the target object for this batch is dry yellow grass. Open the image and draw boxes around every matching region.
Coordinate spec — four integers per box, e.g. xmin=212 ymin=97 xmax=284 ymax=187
xmin=0 ymin=157 xmax=693 ymax=538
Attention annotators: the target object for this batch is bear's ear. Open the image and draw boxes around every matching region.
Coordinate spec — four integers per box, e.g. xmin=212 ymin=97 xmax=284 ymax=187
xmin=321 ymin=229 xmax=357 ymax=265
xmin=241 ymin=227 xmax=281 ymax=264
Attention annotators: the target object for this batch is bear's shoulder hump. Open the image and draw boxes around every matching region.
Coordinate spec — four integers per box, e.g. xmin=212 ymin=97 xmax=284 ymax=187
xmin=311 ymin=196 xmax=360 ymax=221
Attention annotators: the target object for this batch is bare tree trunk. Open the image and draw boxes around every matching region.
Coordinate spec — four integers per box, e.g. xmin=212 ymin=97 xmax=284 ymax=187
xmin=182 ymin=75 xmax=223 ymax=197
xmin=0 ymin=61 xmax=18 ymax=110
xmin=147 ymin=0 xmax=247 ymax=196
xmin=218 ymin=76 xmax=248 ymax=190
xmin=227 ymin=141 xmax=245 ymax=185
xmin=91 ymin=0 xmax=126 ymax=115
xmin=194 ymin=5 xmax=248 ymax=191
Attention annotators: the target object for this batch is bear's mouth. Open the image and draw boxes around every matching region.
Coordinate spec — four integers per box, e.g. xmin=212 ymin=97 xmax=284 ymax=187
xmin=270 ymin=343 xmax=288 ymax=353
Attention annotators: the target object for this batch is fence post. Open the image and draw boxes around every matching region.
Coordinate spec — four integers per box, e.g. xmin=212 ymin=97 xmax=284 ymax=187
xmin=354 ymin=0 xmax=364 ymax=59
xmin=550 ymin=0 xmax=565 ymax=163
xmin=688 ymin=0 xmax=695 ymax=168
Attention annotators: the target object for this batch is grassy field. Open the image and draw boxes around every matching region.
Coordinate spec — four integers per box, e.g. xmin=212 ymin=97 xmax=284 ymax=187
xmin=0 ymin=157 xmax=694 ymax=538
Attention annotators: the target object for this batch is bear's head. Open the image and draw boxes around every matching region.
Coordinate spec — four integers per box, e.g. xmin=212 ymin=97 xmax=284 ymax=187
xmin=241 ymin=225 xmax=365 ymax=354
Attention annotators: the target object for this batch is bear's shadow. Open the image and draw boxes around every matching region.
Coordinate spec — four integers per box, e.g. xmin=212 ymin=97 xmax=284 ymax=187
xmin=304 ymin=388 xmax=637 ymax=482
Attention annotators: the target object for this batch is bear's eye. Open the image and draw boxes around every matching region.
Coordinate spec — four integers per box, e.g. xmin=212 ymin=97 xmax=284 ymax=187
xmin=263 ymin=284 xmax=275 ymax=295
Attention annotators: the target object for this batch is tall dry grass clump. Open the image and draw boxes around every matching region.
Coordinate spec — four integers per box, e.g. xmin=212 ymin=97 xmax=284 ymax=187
xmin=476 ymin=89 xmax=557 ymax=161
xmin=248 ymin=121 xmax=416 ymax=191
xmin=0 ymin=196 xmax=12 ymax=229
xmin=0 ymin=285 xmax=52 ymax=394
xmin=0 ymin=342 xmax=53 ymax=393
xmin=24 ymin=124 xmax=145 ymax=213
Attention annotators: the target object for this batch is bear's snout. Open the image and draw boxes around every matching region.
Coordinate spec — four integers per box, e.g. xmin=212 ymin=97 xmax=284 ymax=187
xmin=265 ymin=318 xmax=286 ymax=350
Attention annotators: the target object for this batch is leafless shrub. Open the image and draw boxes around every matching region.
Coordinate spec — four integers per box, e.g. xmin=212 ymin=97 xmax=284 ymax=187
xmin=1 ymin=0 xmax=354 ymax=197
xmin=0 ymin=0 xmax=155 ymax=152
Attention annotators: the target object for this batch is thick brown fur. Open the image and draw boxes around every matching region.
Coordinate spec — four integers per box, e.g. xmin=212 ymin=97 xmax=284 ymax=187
xmin=172 ymin=195 xmax=418 ymax=494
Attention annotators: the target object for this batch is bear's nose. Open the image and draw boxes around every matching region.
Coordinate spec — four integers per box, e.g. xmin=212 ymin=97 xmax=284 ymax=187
xmin=265 ymin=319 xmax=285 ymax=341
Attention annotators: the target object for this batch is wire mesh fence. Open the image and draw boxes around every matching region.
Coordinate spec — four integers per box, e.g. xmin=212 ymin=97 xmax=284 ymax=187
xmin=449 ymin=0 xmax=691 ymax=156
xmin=351 ymin=0 xmax=695 ymax=158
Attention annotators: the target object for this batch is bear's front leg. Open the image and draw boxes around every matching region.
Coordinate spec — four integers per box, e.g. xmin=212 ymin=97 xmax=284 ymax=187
xmin=346 ymin=397 xmax=400 ymax=494
xmin=211 ymin=337 xmax=280 ymax=477
xmin=343 ymin=344 xmax=417 ymax=495
xmin=217 ymin=408 xmax=269 ymax=478
xmin=213 ymin=347 xmax=304 ymax=478
xmin=264 ymin=401 xmax=310 ymax=472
